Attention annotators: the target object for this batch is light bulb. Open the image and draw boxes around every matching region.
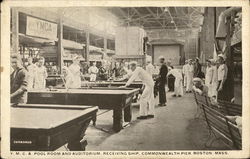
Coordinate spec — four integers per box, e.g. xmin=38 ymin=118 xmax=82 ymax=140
xmin=164 ymin=7 xmax=169 ymax=12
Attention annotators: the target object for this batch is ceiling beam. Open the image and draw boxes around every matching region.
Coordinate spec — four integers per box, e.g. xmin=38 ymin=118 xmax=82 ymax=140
xmin=132 ymin=8 xmax=142 ymax=17
xmin=117 ymin=8 xmax=128 ymax=19
xmin=144 ymin=25 xmax=200 ymax=30
xmin=127 ymin=8 xmax=137 ymax=19
xmin=118 ymin=14 xmax=152 ymax=21
xmin=146 ymin=7 xmax=164 ymax=27
xmin=146 ymin=7 xmax=159 ymax=18
xmin=174 ymin=7 xmax=180 ymax=15
xmin=111 ymin=7 xmax=204 ymax=30
xmin=131 ymin=7 xmax=146 ymax=26
xmin=161 ymin=7 xmax=179 ymax=29
xmin=190 ymin=7 xmax=204 ymax=15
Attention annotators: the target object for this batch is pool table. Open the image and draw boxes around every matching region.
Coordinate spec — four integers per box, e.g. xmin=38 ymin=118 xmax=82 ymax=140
xmin=27 ymin=88 xmax=140 ymax=132
xmin=46 ymin=75 xmax=63 ymax=87
xmin=81 ymin=81 xmax=143 ymax=89
xmin=11 ymin=104 xmax=98 ymax=151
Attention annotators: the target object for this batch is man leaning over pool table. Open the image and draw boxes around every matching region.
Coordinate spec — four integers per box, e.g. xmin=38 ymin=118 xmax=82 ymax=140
xmin=10 ymin=53 xmax=28 ymax=104
xmin=119 ymin=61 xmax=155 ymax=119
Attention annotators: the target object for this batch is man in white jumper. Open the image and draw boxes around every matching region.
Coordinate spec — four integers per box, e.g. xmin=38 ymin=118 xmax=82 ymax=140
xmin=88 ymin=61 xmax=99 ymax=82
xmin=205 ymin=59 xmax=214 ymax=97
xmin=146 ymin=57 xmax=155 ymax=77
xmin=182 ymin=60 xmax=189 ymax=87
xmin=186 ymin=59 xmax=194 ymax=93
xmin=120 ymin=61 xmax=155 ymax=119
xmin=167 ymin=68 xmax=183 ymax=97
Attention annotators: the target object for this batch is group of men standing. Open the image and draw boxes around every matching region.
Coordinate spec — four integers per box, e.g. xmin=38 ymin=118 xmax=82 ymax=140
xmin=182 ymin=58 xmax=203 ymax=93
xmin=10 ymin=50 xmax=230 ymax=123
xmin=183 ymin=54 xmax=229 ymax=102
xmin=10 ymin=54 xmax=47 ymax=104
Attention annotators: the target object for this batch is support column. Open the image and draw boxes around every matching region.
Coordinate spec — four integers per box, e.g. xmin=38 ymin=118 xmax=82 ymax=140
xmin=225 ymin=15 xmax=234 ymax=101
xmin=57 ymin=17 xmax=63 ymax=74
xmin=152 ymin=45 xmax=155 ymax=64
xmin=195 ymin=35 xmax=199 ymax=58
xmin=11 ymin=8 xmax=19 ymax=55
xmin=86 ymin=31 xmax=90 ymax=62
xmin=104 ymin=37 xmax=107 ymax=54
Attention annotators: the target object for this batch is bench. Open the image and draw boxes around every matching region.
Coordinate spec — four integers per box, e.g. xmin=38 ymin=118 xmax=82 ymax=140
xmin=193 ymin=92 xmax=211 ymax=118
xmin=193 ymin=92 xmax=242 ymax=116
xmin=217 ymin=99 xmax=242 ymax=116
xmin=193 ymin=91 xmax=208 ymax=107
xmin=201 ymin=103 xmax=242 ymax=149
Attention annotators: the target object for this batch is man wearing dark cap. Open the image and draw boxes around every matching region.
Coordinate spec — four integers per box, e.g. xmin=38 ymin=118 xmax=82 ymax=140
xmin=158 ymin=56 xmax=168 ymax=106
xmin=194 ymin=57 xmax=203 ymax=78
xmin=10 ymin=53 xmax=28 ymax=104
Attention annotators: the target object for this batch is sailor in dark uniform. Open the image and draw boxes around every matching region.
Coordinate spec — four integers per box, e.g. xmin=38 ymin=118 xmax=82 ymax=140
xmin=10 ymin=53 xmax=28 ymax=104
xmin=158 ymin=56 xmax=168 ymax=106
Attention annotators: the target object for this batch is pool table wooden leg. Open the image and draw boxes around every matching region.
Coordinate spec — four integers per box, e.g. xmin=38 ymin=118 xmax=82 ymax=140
xmin=113 ymin=108 xmax=123 ymax=132
xmin=67 ymin=120 xmax=91 ymax=151
xmin=124 ymin=104 xmax=132 ymax=122
xmin=67 ymin=135 xmax=88 ymax=151
xmin=67 ymin=138 xmax=83 ymax=151
xmin=92 ymin=115 xmax=97 ymax=126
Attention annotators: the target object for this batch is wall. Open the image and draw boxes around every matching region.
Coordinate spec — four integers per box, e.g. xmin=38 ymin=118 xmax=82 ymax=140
xmin=146 ymin=28 xmax=199 ymax=61
xmin=115 ymin=26 xmax=146 ymax=56
xmin=153 ymin=45 xmax=180 ymax=65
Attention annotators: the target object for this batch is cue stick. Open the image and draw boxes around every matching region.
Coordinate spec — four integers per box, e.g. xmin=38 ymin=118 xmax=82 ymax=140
xmin=96 ymin=110 xmax=112 ymax=116
xmin=59 ymin=75 xmax=69 ymax=90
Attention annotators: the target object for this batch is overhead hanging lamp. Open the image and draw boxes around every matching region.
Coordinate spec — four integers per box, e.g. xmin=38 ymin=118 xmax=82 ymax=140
xmin=164 ymin=7 xmax=169 ymax=12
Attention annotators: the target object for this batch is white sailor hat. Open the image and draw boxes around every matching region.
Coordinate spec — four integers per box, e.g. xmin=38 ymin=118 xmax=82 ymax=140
xmin=73 ymin=56 xmax=80 ymax=60
xmin=193 ymin=77 xmax=202 ymax=83
xmin=218 ymin=54 xmax=226 ymax=60
xmin=129 ymin=61 xmax=138 ymax=66
xmin=209 ymin=59 xmax=216 ymax=63
xmin=158 ymin=56 xmax=165 ymax=60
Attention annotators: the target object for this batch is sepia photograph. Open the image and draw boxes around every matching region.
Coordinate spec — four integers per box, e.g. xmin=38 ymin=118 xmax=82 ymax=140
xmin=1 ymin=0 xmax=250 ymax=158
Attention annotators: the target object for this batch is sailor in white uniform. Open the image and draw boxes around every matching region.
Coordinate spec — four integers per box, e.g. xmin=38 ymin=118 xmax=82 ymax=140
xmin=146 ymin=56 xmax=155 ymax=77
xmin=182 ymin=60 xmax=189 ymax=87
xmin=34 ymin=57 xmax=47 ymax=90
xmin=186 ymin=59 xmax=194 ymax=93
xmin=68 ymin=56 xmax=82 ymax=88
xmin=88 ymin=61 xmax=99 ymax=82
xmin=211 ymin=59 xmax=218 ymax=98
xmin=120 ymin=61 xmax=155 ymax=119
xmin=217 ymin=54 xmax=228 ymax=101
xmin=167 ymin=68 xmax=183 ymax=97
xmin=205 ymin=59 xmax=214 ymax=97
xmin=27 ymin=57 xmax=37 ymax=90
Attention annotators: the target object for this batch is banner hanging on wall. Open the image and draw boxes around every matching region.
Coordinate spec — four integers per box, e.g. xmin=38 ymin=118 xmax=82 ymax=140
xmin=26 ymin=16 xmax=58 ymax=40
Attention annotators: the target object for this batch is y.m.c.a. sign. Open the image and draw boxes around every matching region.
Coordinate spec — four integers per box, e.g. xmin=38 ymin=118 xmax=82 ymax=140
xmin=26 ymin=16 xmax=58 ymax=40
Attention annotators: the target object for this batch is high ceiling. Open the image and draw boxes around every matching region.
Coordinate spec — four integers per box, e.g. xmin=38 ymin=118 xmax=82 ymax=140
xmin=107 ymin=7 xmax=205 ymax=30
